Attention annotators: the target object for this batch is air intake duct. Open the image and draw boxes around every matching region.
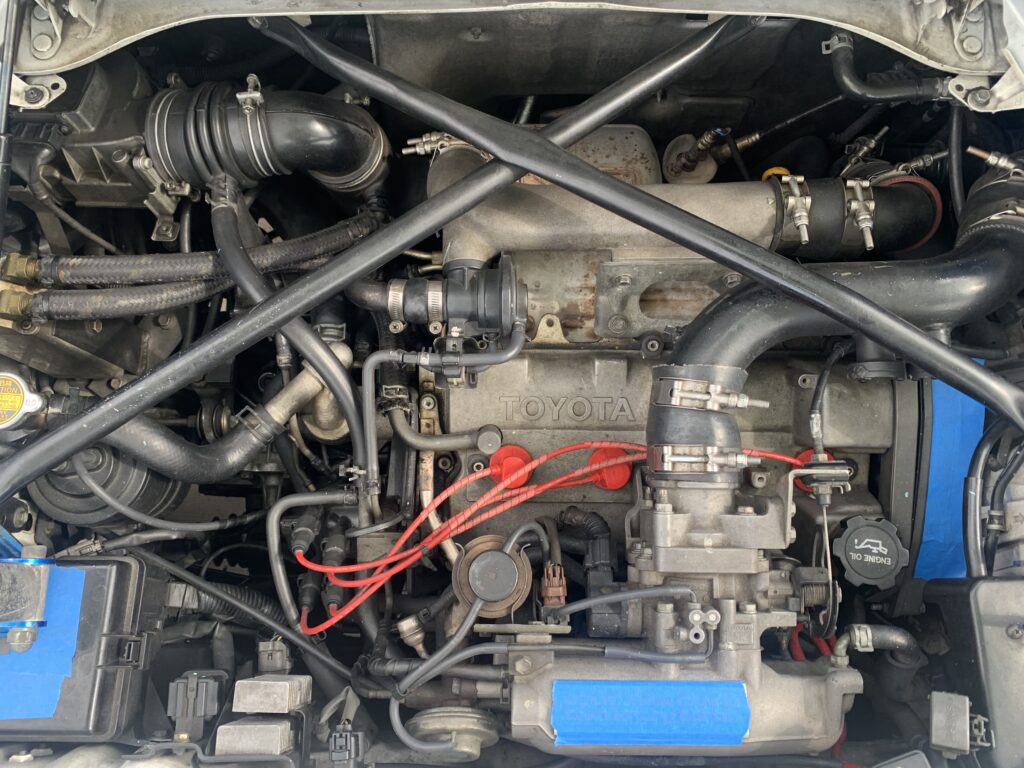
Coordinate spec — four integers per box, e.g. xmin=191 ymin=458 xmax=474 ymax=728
xmin=144 ymin=80 xmax=389 ymax=193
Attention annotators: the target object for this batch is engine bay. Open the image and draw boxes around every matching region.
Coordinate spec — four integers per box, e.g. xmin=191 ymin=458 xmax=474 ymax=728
xmin=0 ymin=3 xmax=1023 ymax=766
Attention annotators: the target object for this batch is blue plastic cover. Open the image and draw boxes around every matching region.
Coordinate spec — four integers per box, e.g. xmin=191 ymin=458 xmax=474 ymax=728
xmin=914 ymin=378 xmax=985 ymax=580
xmin=550 ymin=679 xmax=751 ymax=746
xmin=0 ymin=564 xmax=86 ymax=720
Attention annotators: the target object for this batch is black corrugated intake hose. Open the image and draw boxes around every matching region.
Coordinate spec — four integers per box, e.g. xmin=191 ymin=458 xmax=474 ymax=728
xmin=32 ymin=212 xmax=381 ymax=286
xmin=144 ymin=83 xmax=389 ymax=193
xmin=671 ymin=222 xmax=1024 ymax=370
xmin=193 ymin=582 xmax=289 ymax=626
xmin=827 ymin=30 xmax=947 ymax=104
xmin=129 ymin=547 xmax=351 ymax=683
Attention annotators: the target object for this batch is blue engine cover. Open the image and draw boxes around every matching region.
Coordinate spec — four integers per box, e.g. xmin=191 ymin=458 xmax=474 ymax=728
xmin=550 ymin=679 xmax=751 ymax=746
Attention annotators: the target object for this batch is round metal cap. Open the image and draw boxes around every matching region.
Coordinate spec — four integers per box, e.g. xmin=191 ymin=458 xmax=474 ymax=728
xmin=467 ymin=549 xmax=520 ymax=603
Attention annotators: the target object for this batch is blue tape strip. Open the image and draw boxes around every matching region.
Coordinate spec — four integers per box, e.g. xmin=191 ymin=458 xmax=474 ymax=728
xmin=915 ymin=377 xmax=985 ymax=580
xmin=0 ymin=565 xmax=86 ymax=720
xmin=551 ymin=679 xmax=750 ymax=746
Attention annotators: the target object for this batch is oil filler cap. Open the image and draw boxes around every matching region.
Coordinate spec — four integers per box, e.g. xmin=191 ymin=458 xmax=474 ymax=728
xmin=835 ymin=516 xmax=909 ymax=589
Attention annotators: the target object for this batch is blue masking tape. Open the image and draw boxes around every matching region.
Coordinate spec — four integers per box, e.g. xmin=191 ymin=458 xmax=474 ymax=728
xmin=551 ymin=679 xmax=750 ymax=746
xmin=0 ymin=565 xmax=86 ymax=720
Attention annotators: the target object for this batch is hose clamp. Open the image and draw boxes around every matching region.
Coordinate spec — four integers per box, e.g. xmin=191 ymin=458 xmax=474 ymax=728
xmin=426 ymin=280 xmax=445 ymax=331
xmin=387 ymin=279 xmax=408 ymax=333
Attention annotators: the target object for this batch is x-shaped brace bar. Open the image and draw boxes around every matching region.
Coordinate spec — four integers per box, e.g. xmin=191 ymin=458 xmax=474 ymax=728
xmin=263 ymin=15 xmax=1024 ymax=432
xmin=0 ymin=16 xmax=756 ymax=499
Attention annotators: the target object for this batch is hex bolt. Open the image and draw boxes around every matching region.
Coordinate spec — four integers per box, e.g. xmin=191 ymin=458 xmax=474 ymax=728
xmin=967 ymin=88 xmax=992 ymax=108
xmin=85 ymin=319 xmax=103 ymax=335
xmin=23 ymin=87 xmax=44 ymax=105
xmin=155 ymin=314 xmax=173 ymax=329
xmin=656 ymin=602 xmax=675 ymax=614
xmin=740 ymin=602 xmax=758 ymax=614
xmin=724 ymin=272 xmax=743 ymax=288
xmin=513 ymin=657 xmax=533 ymax=675
xmin=615 ymin=274 xmax=633 ymax=287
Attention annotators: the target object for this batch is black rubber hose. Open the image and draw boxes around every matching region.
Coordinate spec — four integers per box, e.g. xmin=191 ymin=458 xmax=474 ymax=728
xmin=194 ymin=582 xmax=289 ymax=625
xmin=209 ymin=177 xmax=367 ymax=469
xmin=145 ymin=84 xmax=387 ymax=192
xmin=386 ymin=408 xmax=498 ymax=453
xmin=965 ymin=420 xmax=1013 ymax=577
xmin=808 ymin=339 xmax=855 ymax=455
xmin=828 ymin=32 xmax=946 ymax=104
xmin=36 ymin=212 xmax=380 ymax=286
xmin=558 ymin=507 xmax=610 ymax=539
xmin=345 ymin=277 xmax=389 ymax=309
xmin=672 ymin=223 xmax=1024 ymax=370
xmin=0 ymin=17 xmax=896 ymax=503
xmin=988 ymin=441 xmax=1024 ymax=518
xmin=129 ymin=547 xmax=351 ymax=681
xmin=949 ymin=105 xmax=966 ymax=222
xmin=101 ymin=413 xmax=282 ymax=484
xmin=259 ymin=16 xmax=1024 ymax=433
xmin=27 ymin=279 xmax=231 ymax=321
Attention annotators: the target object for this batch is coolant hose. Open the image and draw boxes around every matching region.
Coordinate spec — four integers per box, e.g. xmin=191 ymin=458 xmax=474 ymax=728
xmin=28 ymin=212 xmax=381 ymax=286
xmin=386 ymin=407 xmax=501 ymax=453
xmin=672 ymin=223 xmax=1024 ymax=370
xmin=99 ymin=342 xmax=353 ymax=483
xmin=209 ymin=175 xmax=367 ymax=469
xmin=828 ymin=31 xmax=946 ymax=104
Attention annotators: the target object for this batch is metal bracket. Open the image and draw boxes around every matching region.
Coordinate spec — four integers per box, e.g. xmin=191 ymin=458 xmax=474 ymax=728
xmin=235 ymin=73 xmax=264 ymax=114
xmin=951 ymin=0 xmax=989 ymax=63
xmin=28 ymin=0 xmax=63 ymax=60
xmin=9 ymin=74 xmax=66 ymax=109
xmin=128 ymin=151 xmax=190 ymax=242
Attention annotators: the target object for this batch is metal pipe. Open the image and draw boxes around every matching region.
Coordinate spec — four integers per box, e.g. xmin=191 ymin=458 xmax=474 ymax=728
xmin=260 ymin=17 xmax=1024 ymax=431
xmin=209 ymin=176 xmax=367 ymax=468
xmin=0 ymin=16 xmax=761 ymax=503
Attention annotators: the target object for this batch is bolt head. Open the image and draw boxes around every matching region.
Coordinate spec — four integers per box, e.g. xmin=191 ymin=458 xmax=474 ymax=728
xmin=961 ymin=35 xmax=983 ymax=55
xmin=1007 ymin=624 xmax=1024 ymax=640
xmin=513 ymin=657 xmax=533 ymax=675
xmin=967 ymin=88 xmax=992 ymax=108
xmin=31 ymin=34 xmax=53 ymax=53
xmin=607 ymin=315 xmax=629 ymax=334
xmin=23 ymin=87 xmax=44 ymax=105
xmin=724 ymin=272 xmax=743 ymax=288
xmin=615 ymin=274 xmax=633 ymax=287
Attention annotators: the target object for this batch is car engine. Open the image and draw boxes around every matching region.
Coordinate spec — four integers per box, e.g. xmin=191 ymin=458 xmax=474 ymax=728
xmin=0 ymin=2 xmax=1023 ymax=767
